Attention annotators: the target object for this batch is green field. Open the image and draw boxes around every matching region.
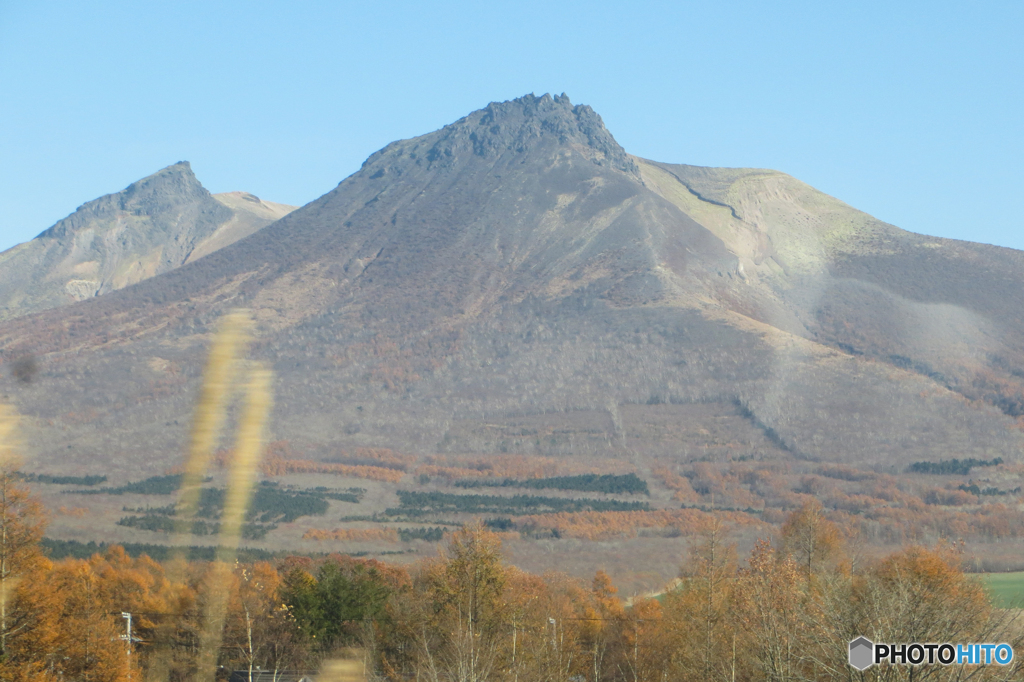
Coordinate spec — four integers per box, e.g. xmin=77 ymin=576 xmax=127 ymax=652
xmin=980 ymin=572 xmax=1024 ymax=608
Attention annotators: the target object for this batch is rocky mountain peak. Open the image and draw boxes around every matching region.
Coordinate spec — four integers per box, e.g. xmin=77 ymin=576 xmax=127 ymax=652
xmin=119 ymin=160 xmax=206 ymax=203
xmin=37 ymin=161 xmax=221 ymax=240
xmin=361 ymin=94 xmax=639 ymax=178
xmin=0 ymin=161 xmax=297 ymax=321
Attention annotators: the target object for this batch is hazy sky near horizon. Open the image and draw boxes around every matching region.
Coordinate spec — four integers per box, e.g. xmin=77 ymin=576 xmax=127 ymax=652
xmin=1 ymin=1 xmax=1021 ymax=254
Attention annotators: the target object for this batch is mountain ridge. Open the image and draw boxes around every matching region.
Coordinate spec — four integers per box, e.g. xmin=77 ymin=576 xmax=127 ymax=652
xmin=2 ymin=94 xmax=1023 ymax=482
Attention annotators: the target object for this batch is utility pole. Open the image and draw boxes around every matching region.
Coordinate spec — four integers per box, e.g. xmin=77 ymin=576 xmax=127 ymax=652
xmin=120 ymin=612 xmax=136 ymax=682
xmin=511 ymin=618 xmax=518 ymax=682
xmin=732 ymin=633 xmax=736 ymax=682
xmin=548 ymin=616 xmax=558 ymax=680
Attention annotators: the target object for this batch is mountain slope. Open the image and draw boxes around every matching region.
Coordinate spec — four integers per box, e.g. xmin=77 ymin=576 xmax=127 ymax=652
xmin=642 ymin=160 xmax=1024 ymax=418
xmin=0 ymin=162 xmax=295 ymax=321
xmin=2 ymin=94 xmax=1023 ymax=481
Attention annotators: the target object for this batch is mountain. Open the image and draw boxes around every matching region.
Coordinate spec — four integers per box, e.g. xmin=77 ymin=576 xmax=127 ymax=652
xmin=0 ymin=162 xmax=295 ymax=321
xmin=3 ymin=93 xmax=1024 ymax=481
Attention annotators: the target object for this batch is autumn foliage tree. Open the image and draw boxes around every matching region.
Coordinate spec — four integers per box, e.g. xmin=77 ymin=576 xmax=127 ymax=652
xmin=1 ymin=545 xmax=182 ymax=681
xmin=0 ymin=461 xmax=53 ymax=681
xmin=733 ymin=540 xmax=804 ymax=682
xmin=607 ymin=597 xmax=664 ymax=682
xmin=581 ymin=570 xmax=624 ymax=682
xmin=780 ymin=499 xmax=843 ymax=582
xmin=415 ymin=522 xmax=510 ymax=682
xmin=850 ymin=544 xmax=1013 ymax=680
xmin=3 ymin=460 xmax=1024 ymax=681
xmin=662 ymin=515 xmax=737 ymax=681
xmin=221 ymin=561 xmax=303 ymax=681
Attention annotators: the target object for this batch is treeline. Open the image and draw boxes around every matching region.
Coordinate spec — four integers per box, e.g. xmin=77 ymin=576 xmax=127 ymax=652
xmin=908 ymin=458 xmax=1004 ymax=475
xmin=322 ymin=447 xmax=417 ymax=471
xmin=40 ymin=538 xmax=287 ymax=562
xmin=306 ymin=484 xmax=365 ymax=503
xmin=958 ymin=483 xmax=1022 ymax=497
xmin=398 ymin=525 xmax=446 ymax=541
xmin=17 ymin=472 xmax=107 ymax=486
xmin=415 ymin=453 xmax=635 ymax=482
xmin=303 ymin=528 xmax=399 ymax=542
xmin=261 ymin=455 xmax=405 ymax=482
xmin=72 ymin=473 xmax=185 ymax=495
xmin=224 ymin=484 xmax=332 ymax=523
xmin=116 ymin=515 xmax=271 ymax=540
xmin=388 ymin=490 xmax=649 ymax=517
xmin=303 ymin=526 xmax=448 ymax=543
xmin=8 ymin=494 xmax=1022 ymax=682
xmin=116 ymin=483 xmax=335 ymax=539
xmin=455 ymin=472 xmax=650 ymax=495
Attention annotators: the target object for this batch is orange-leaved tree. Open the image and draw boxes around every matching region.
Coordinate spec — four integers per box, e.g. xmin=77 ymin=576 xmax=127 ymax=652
xmin=732 ymin=539 xmax=804 ymax=682
xmin=221 ymin=561 xmax=303 ymax=681
xmin=858 ymin=544 xmax=1009 ymax=665
xmin=0 ymin=465 xmax=46 ymax=658
xmin=416 ymin=522 xmax=510 ymax=682
xmin=661 ymin=514 xmax=737 ymax=681
xmin=780 ymin=499 xmax=843 ymax=583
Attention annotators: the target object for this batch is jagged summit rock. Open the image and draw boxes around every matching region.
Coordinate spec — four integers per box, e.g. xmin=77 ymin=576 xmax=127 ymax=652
xmin=0 ymin=163 xmax=296 ymax=320
xmin=36 ymin=160 xmax=230 ymax=242
xmin=363 ymin=93 xmax=638 ymax=177
xmin=36 ymin=162 xmax=220 ymax=241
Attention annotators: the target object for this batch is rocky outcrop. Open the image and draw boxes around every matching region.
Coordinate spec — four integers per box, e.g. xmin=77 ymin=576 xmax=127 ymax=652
xmin=0 ymin=163 xmax=295 ymax=320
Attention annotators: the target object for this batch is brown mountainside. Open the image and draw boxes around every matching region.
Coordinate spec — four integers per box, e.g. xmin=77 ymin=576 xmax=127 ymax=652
xmin=2 ymin=94 xmax=1023 ymax=481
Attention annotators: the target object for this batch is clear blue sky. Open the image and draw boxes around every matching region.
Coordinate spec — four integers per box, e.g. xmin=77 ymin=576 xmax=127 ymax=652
xmin=1 ymin=1 xmax=1021 ymax=254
